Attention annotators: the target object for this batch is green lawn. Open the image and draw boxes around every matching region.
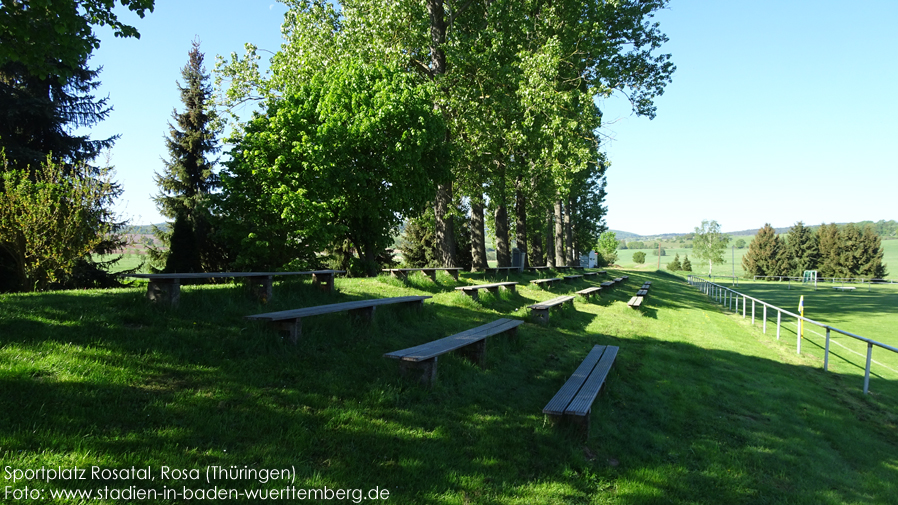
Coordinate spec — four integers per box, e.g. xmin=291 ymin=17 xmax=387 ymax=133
xmin=2 ymin=270 xmax=897 ymax=503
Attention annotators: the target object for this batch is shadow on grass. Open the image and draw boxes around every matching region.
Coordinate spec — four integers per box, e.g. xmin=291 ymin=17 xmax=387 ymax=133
xmin=2 ymin=275 xmax=898 ymax=504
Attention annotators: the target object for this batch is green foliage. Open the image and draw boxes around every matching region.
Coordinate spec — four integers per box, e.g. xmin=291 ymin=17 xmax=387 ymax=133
xmin=667 ymin=253 xmax=682 ymax=271
xmin=682 ymin=254 xmax=692 ymax=272
xmin=783 ymin=221 xmax=818 ymax=278
xmin=149 ymin=41 xmax=224 ymax=274
xmin=693 ymin=220 xmax=729 ymax=275
xmin=632 ymin=251 xmax=646 ymax=264
xmin=651 ymin=247 xmax=666 ymax=256
xmin=734 ymin=238 xmax=746 ymax=249
xmin=858 ymin=225 xmax=888 ymax=278
xmin=596 ymin=231 xmax=619 ymax=266
xmin=817 ymin=223 xmax=843 ymax=278
xmin=0 ymin=152 xmax=119 ymax=291
xmin=398 ymin=213 xmax=437 ymax=268
xmin=742 ymin=224 xmax=787 ymax=279
xmin=217 ymin=60 xmax=449 ymax=275
xmin=628 ymin=241 xmax=645 ymax=250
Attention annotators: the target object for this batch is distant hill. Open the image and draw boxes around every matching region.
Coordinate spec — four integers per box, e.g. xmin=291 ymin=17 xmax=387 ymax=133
xmin=125 ymin=224 xmax=167 ymax=235
xmin=615 ymin=220 xmax=898 ymax=242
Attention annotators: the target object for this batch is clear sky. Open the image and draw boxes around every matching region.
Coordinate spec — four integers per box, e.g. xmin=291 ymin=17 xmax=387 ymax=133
xmin=88 ymin=0 xmax=898 ymax=235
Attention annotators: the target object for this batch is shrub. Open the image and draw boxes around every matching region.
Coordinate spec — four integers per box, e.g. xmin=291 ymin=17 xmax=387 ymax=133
xmin=632 ymin=251 xmax=646 ymax=264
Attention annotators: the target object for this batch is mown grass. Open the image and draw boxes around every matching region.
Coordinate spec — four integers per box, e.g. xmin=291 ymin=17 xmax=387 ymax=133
xmin=1 ymin=269 xmax=897 ymax=504
xmin=695 ymin=277 xmax=898 ymax=384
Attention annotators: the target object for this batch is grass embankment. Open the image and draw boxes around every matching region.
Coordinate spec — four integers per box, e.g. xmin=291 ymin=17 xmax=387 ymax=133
xmin=1 ymin=270 xmax=897 ymax=503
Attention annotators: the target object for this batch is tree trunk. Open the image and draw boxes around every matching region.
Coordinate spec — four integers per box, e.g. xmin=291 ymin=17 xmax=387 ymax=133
xmin=495 ymin=203 xmax=510 ymax=267
xmin=514 ymin=177 xmax=528 ymax=268
xmin=564 ymin=198 xmax=573 ymax=266
xmin=546 ymin=208 xmax=555 ymax=268
xmin=434 ymin=182 xmax=456 ymax=267
xmin=471 ymin=196 xmax=488 ymax=271
xmin=427 ymin=0 xmax=454 ymax=267
xmin=569 ymin=197 xmax=580 ymax=266
xmin=554 ymin=199 xmax=565 ymax=266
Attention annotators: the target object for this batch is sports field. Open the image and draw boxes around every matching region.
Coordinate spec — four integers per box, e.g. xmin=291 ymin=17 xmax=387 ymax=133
xmin=690 ymin=277 xmax=898 ymax=386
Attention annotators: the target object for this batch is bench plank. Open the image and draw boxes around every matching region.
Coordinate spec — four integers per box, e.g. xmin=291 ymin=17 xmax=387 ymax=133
xmin=627 ymin=296 xmax=643 ymax=308
xmin=543 ymin=345 xmax=607 ymax=416
xmin=455 ymin=282 xmax=518 ymax=299
xmin=385 ymin=318 xmax=521 ymax=362
xmin=565 ymin=346 xmax=619 ymax=416
xmin=576 ymin=287 xmax=601 ymax=297
xmin=564 ymin=275 xmax=583 ymax=281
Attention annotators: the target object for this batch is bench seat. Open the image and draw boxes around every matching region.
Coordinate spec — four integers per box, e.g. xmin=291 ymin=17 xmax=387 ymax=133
xmin=246 ymin=296 xmax=431 ymax=343
xmin=636 ymin=289 xmax=648 ymax=297
xmin=543 ymin=345 xmax=619 ymax=437
xmin=575 ymin=287 xmax=601 ymax=300
xmin=530 ymin=277 xmax=562 ymax=287
xmin=600 ymin=281 xmax=614 ymax=289
xmin=627 ymin=296 xmax=644 ymax=309
xmin=564 ymin=275 xmax=583 ymax=281
xmin=527 ymin=295 xmax=575 ymax=325
xmin=384 ymin=318 xmax=523 ymax=385
xmin=583 ymin=272 xmax=598 ymax=277
xmin=383 ymin=267 xmax=461 ymax=281
xmin=454 ymin=282 xmax=518 ymax=299
xmin=613 ymin=277 xmax=623 ymax=284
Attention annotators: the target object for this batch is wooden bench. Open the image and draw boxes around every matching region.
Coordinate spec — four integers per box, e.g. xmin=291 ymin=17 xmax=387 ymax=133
xmin=455 ymin=281 xmax=518 ymax=300
xmin=583 ymin=272 xmax=598 ymax=277
xmin=600 ymin=281 xmax=614 ymax=289
xmin=564 ymin=275 xmax=583 ymax=281
xmin=383 ymin=318 xmax=523 ymax=385
xmin=627 ymin=296 xmax=644 ymax=309
xmin=620 ymin=275 xmax=629 ymax=282
xmin=636 ymin=289 xmax=648 ymax=297
xmin=595 ymin=270 xmax=607 ymax=275
xmin=246 ymin=296 xmax=431 ymax=343
xmin=575 ymin=287 xmax=601 ymax=300
xmin=527 ymin=295 xmax=575 ymax=325
xmin=383 ymin=267 xmax=461 ymax=281
xmin=526 ymin=266 xmax=551 ymax=272
xmin=613 ymin=277 xmax=623 ymax=284
xmin=643 ymin=281 xmax=652 ymax=287
xmin=543 ymin=344 xmax=619 ymax=437
xmin=530 ymin=277 xmax=563 ymax=288
xmin=641 ymin=282 xmax=651 ymax=290
xmin=833 ymin=286 xmax=856 ymax=291
xmin=123 ymin=270 xmax=345 ymax=306
xmin=483 ymin=266 xmax=522 ymax=275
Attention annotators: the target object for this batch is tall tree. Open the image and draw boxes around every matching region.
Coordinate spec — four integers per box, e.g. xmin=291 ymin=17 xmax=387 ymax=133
xmin=742 ymin=223 xmax=786 ymax=279
xmin=149 ymin=40 xmax=222 ymax=274
xmin=693 ymin=219 xmax=729 ymax=276
xmin=783 ymin=221 xmax=818 ymax=277
xmin=816 ymin=223 xmax=843 ymax=278
xmin=858 ymin=224 xmax=887 ymax=279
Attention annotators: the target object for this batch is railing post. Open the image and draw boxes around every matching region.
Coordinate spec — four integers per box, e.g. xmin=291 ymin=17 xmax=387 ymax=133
xmin=743 ymin=296 xmax=746 ymax=318
xmin=864 ymin=342 xmax=873 ymax=394
xmin=776 ymin=309 xmax=783 ymax=340
xmin=797 ymin=319 xmax=802 ymax=354
xmin=752 ymin=299 xmax=755 ymax=325
xmin=824 ymin=328 xmax=831 ymax=371
xmin=763 ymin=305 xmax=767 ymax=333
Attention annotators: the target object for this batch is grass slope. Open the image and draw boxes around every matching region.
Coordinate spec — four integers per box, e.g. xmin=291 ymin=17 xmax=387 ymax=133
xmin=1 ymin=270 xmax=897 ymax=504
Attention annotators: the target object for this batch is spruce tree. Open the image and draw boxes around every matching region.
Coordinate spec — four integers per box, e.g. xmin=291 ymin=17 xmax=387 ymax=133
xmin=149 ymin=40 xmax=221 ymax=274
xmin=839 ymin=223 xmax=862 ymax=277
xmin=667 ymin=253 xmax=682 ymax=271
xmin=682 ymin=255 xmax=692 ymax=272
xmin=817 ymin=223 xmax=842 ymax=278
xmin=783 ymin=221 xmax=819 ymax=277
xmin=742 ymin=224 xmax=787 ymax=278
xmin=858 ymin=224 xmax=887 ymax=279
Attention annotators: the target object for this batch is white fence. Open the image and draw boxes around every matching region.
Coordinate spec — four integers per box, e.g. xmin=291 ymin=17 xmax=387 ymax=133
xmin=687 ymin=275 xmax=898 ymax=394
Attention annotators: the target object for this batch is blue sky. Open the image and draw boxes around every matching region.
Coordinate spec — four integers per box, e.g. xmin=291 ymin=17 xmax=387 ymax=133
xmin=88 ymin=0 xmax=898 ymax=235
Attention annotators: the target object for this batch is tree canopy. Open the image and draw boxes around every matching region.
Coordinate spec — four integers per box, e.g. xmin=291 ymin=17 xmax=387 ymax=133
xmin=693 ymin=220 xmax=729 ymax=275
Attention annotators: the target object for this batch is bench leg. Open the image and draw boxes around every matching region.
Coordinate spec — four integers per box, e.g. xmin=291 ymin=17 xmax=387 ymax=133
xmin=422 ymin=269 xmax=437 ymax=282
xmin=390 ymin=270 xmax=408 ymax=281
xmin=545 ymin=411 xmax=591 ymax=439
xmin=457 ymin=338 xmax=486 ymax=368
xmin=146 ymin=279 xmax=180 ymax=307
xmin=450 ymin=270 xmax=459 ymax=281
xmin=399 ymin=357 xmax=437 ymax=386
xmin=462 ymin=289 xmax=479 ymax=301
xmin=275 ymin=318 xmax=302 ymax=344
xmin=247 ymin=276 xmax=273 ymax=302
xmin=349 ymin=306 xmax=376 ymax=321
xmin=505 ymin=285 xmax=516 ymax=293
xmin=312 ymin=272 xmax=335 ymax=292
xmin=487 ymin=286 xmax=499 ymax=296
xmin=531 ymin=307 xmax=550 ymax=325
xmin=503 ymin=325 xmax=519 ymax=341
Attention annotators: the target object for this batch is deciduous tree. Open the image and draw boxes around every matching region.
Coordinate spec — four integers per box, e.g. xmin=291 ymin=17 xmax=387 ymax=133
xmin=693 ymin=220 xmax=729 ymax=276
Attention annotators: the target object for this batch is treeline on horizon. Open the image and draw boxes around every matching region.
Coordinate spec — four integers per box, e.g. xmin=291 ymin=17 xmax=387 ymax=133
xmin=742 ymin=222 xmax=887 ymax=280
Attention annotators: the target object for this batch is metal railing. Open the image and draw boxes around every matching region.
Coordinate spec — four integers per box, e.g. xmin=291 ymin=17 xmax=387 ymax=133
xmin=687 ymin=275 xmax=898 ymax=394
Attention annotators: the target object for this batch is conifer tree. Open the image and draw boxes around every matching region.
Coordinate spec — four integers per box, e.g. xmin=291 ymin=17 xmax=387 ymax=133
xmin=667 ymin=253 xmax=682 ymax=271
xmin=858 ymin=224 xmax=887 ymax=279
xmin=783 ymin=221 xmax=818 ymax=277
xmin=149 ymin=40 xmax=222 ymax=273
xmin=742 ymin=224 xmax=787 ymax=278
xmin=682 ymin=255 xmax=692 ymax=272
xmin=816 ymin=223 xmax=840 ymax=278
xmin=839 ymin=223 xmax=862 ymax=277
